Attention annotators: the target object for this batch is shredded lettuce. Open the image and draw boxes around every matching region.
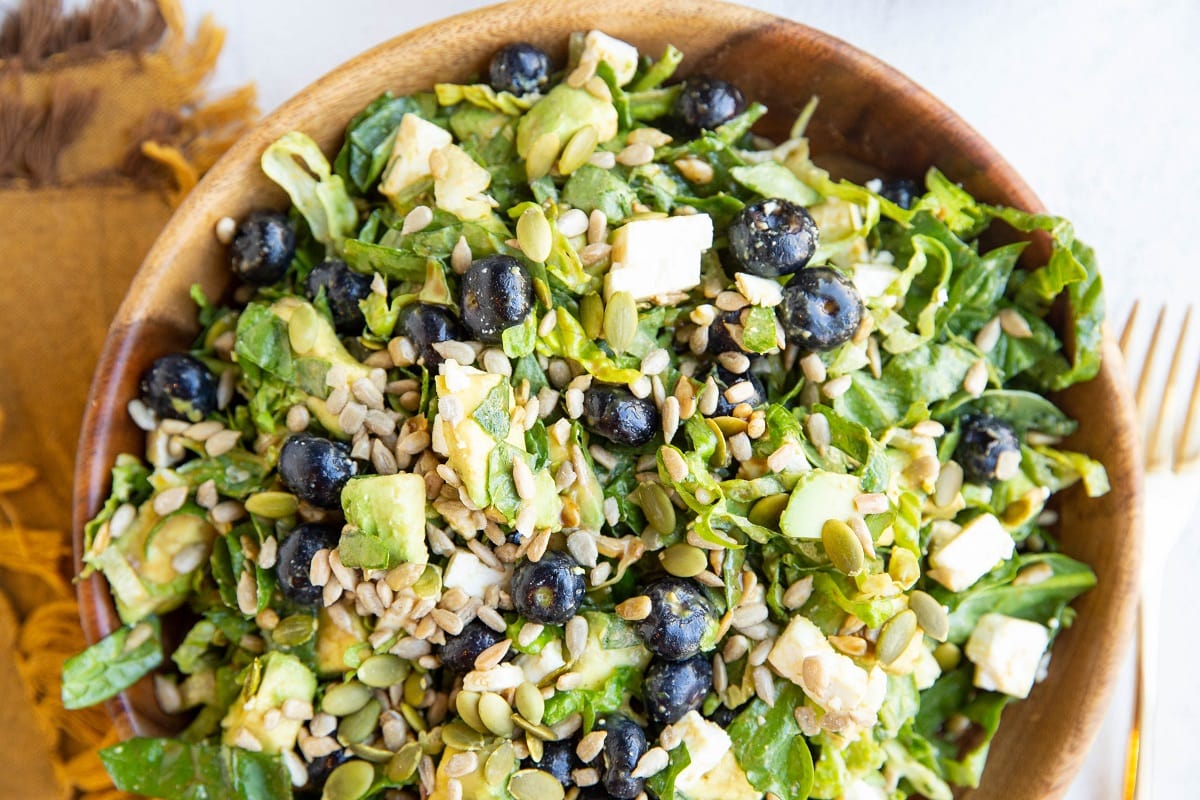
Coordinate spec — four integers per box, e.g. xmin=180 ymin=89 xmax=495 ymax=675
xmin=260 ymin=132 xmax=356 ymax=253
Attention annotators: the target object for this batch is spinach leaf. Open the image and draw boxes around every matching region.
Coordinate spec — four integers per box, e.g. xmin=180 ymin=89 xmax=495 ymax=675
xmin=62 ymin=617 xmax=162 ymax=709
xmin=941 ymin=553 xmax=1096 ymax=642
xmin=234 ymin=303 xmax=293 ymax=381
xmin=563 ymin=164 xmax=637 ymax=223
xmin=728 ymin=681 xmax=814 ymax=800
xmin=935 ymin=389 xmax=1077 ymax=437
xmin=646 ymin=742 xmax=691 ymax=800
xmin=472 ymin=382 xmax=512 ymax=440
xmin=741 ymin=305 xmax=779 ymax=353
xmin=730 ymin=162 xmax=820 ymax=205
xmin=334 ymin=92 xmax=419 ymax=194
xmin=99 ymin=737 xmax=292 ymax=800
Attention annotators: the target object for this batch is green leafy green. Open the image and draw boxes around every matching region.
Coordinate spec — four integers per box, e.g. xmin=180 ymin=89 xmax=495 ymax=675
xmin=62 ymin=618 xmax=163 ymax=709
xmin=563 ymin=164 xmax=637 ymax=223
xmin=472 ymin=382 xmax=512 ymax=440
xmin=261 ymin=131 xmax=357 ymax=252
xmin=99 ymin=738 xmax=292 ymax=800
xmin=731 ymin=161 xmax=820 ymax=205
xmin=334 ymin=92 xmax=419 ymax=193
xmin=728 ymin=682 xmax=815 ymax=800
xmin=741 ymin=305 xmax=779 ymax=353
xmin=646 ymin=742 xmax=690 ymax=800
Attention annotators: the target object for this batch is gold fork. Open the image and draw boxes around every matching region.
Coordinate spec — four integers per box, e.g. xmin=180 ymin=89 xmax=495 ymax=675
xmin=1120 ymin=302 xmax=1200 ymax=800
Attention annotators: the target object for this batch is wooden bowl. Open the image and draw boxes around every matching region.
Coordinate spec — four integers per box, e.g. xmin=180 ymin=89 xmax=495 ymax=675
xmin=72 ymin=1 xmax=1142 ymax=797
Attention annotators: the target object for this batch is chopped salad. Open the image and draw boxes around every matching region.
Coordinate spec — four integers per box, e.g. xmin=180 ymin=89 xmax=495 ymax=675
xmin=68 ymin=30 xmax=1109 ymax=800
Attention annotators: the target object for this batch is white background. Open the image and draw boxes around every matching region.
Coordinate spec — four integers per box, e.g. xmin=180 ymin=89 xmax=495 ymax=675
xmin=184 ymin=1 xmax=1200 ymax=797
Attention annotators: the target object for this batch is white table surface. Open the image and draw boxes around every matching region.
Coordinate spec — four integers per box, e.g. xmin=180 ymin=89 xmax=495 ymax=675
xmin=186 ymin=1 xmax=1200 ymax=796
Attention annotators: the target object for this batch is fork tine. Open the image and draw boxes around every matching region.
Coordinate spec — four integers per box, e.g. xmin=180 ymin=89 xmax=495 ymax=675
xmin=1176 ymin=322 xmax=1200 ymax=472
xmin=1120 ymin=300 xmax=1141 ymax=357
xmin=1133 ymin=306 xmax=1168 ymax=427
xmin=1147 ymin=306 xmax=1192 ymax=470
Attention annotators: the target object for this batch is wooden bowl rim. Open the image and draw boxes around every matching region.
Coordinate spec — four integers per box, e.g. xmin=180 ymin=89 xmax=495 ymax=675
xmin=72 ymin=1 xmax=1142 ymax=797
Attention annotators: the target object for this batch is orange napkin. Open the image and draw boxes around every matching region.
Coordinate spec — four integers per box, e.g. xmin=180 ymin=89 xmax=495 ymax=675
xmin=0 ymin=1 xmax=256 ymax=796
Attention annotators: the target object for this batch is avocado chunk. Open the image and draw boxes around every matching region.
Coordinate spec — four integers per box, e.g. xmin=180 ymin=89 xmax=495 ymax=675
xmin=252 ymin=297 xmax=373 ymax=438
xmin=515 ymin=85 xmax=618 ymax=160
xmin=779 ymin=470 xmax=863 ymax=540
xmin=573 ymin=611 xmax=652 ymax=692
xmin=315 ymin=605 xmax=369 ymax=677
xmin=430 ymin=742 xmax=518 ymax=800
xmin=339 ymin=473 xmax=428 ymax=570
xmin=87 ymin=502 xmax=216 ymax=625
xmin=562 ymin=164 xmax=637 ymax=224
xmin=221 ymin=652 xmax=316 ymax=754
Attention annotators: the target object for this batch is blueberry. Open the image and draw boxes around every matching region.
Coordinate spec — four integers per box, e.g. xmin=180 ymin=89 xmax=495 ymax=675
xmin=636 ymin=578 xmax=715 ymax=661
xmin=439 ymin=619 xmax=509 ymax=673
xmin=954 ymin=413 xmax=1021 ymax=484
xmin=402 ymin=303 xmax=466 ymax=367
xmin=706 ymin=308 xmax=746 ymax=355
xmin=878 ymin=177 xmax=921 ymax=210
xmin=643 ymin=654 xmax=713 ymax=725
xmin=779 ymin=267 xmax=863 ymax=352
xmin=277 ymin=433 xmax=358 ymax=509
xmin=710 ymin=366 xmax=765 ymax=417
xmin=582 ymin=384 xmax=660 ymax=447
xmin=707 ymin=702 xmax=743 ymax=728
xmin=299 ymin=748 xmax=349 ymax=798
xmin=304 ymin=260 xmax=372 ymax=335
xmin=674 ymin=76 xmax=745 ymax=132
xmin=276 ymin=523 xmax=340 ymax=607
xmin=460 ymin=255 xmax=534 ymax=343
xmin=729 ymin=198 xmax=819 ymax=278
xmin=489 ymin=43 xmax=551 ymax=96
xmin=139 ymin=353 xmax=218 ymax=422
xmin=524 ymin=738 xmax=579 ymax=786
xmin=511 ymin=551 xmax=586 ymax=625
xmin=230 ymin=210 xmax=294 ymax=285
xmin=597 ymin=714 xmax=648 ymax=800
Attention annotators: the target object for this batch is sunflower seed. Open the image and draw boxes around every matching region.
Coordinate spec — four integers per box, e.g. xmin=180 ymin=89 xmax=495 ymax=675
xmin=445 ymin=750 xmax=480 ymax=778
xmin=975 ymin=316 xmax=1002 ymax=352
xmin=640 ymin=348 xmax=670 ymax=376
xmin=753 ymin=665 xmax=777 ymax=706
xmin=566 ymin=615 xmax=589 ymax=661
xmin=477 ymin=605 xmax=508 ymax=634
xmin=853 ymin=493 xmax=889 ymax=515
xmin=999 ymin=308 xmax=1033 ymax=338
xmin=588 ymin=150 xmax=617 ymax=169
xmin=451 ymin=235 xmax=473 ymax=274
xmin=913 ymin=419 xmax=946 ymax=438
xmin=807 ymin=413 xmax=831 ymax=452
xmin=963 ymin=359 xmax=989 ymax=397
xmin=995 ymin=449 xmax=1022 ymax=481
xmin=401 ymin=205 xmax=434 ymax=235
xmin=631 ymin=747 xmax=669 ymax=779
xmin=674 ymin=155 xmax=714 ymax=184
xmin=517 ymin=207 xmax=554 ymax=263
xmin=822 ymin=519 xmax=865 ymax=576
xmin=603 ymin=291 xmax=638 ymax=354
xmin=616 ymin=142 xmax=655 ymax=166
xmin=559 ymin=126 xmax=600 ymax=176
xmin=732 ymin=603 xmax=769 ymax=629
xmin=616 ymin=596 xmax=651 ymax=621
xmin=566 ymin=531 xmax=598 ymax=568
xmin=661 ymin=448 xmax=688 ymax=482
xmin=934 ymin=460 xmax=964 ymax=506
xmin=152 ymin=485 xmax=189 ymax=516
xmin=822 ymin=374 xmax=853 ymax=399
xmin=724 ymin=380 xmax=756 ymax=405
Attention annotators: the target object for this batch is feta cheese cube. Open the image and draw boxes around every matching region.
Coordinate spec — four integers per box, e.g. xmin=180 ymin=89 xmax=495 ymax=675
xmin=964 ymin=613 xmax=1050 ymax=698
xmin=381 ymin=113 xmax=452 ymax=197
xmin=604 ymin=214 xmax=713 ymax=301
xmin=927 ymin=513 xmax=1014 ymax=592
xmin=663 ymin=712 xmax=731 ymax=794
xmin=442 ymin=550 xmax=508 ymax=598
xmin=851 ymin=261 xmax=901 ymax=300
xmin=578 ymin=31 xmax=640 ymax=86
xmin=431 ymin=144 xmax=493 ymax=220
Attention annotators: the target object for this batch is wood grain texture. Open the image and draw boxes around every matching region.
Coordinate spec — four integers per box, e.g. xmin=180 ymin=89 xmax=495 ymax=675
xmin=71 ymin=1 xmax=1142 ymax=797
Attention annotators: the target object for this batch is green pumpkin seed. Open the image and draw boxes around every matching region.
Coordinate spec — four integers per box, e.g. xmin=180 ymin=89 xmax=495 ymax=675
xmin=822 ymin=519 xmax=865 ymax=576
xmin=403 ymin=672 xmax=427 ymax=707
xmin=272 ymin=614 xmax=316 ymax=647
xmin=349 ymin=742 xmax=394 ymax=763
xmin=525 ymin=733 xmax=544 ymax=764
xmin=441 ymin=719 xmax=490 ymax=751
xmin=517 ymin=207 xmax=554 ymax=263
xmin=244 ymin=491 xmax=299 ymax=519
xmin=888 ymin=547 xmax=920 ymax=588
xmin=525 ymin=132 xmax=561 ymax=181
xmin=638 ymin=482 xmax=676 ymax=535
xmin=603 ymin=291 xmax=638 ymax=354
xmin=477 ymin=691 xmax=515 ymax=738
xmin=515 ymin=682 xmax=545 ymax=725
xmin=338 ymin=697 xmax=382 ymax=745
xmin=908 ymin=590 xmax=949 ymax=642
xmin=512 ymin=714 xmax=555 ymax=741
xmin=748 ymin=494 xmax=789 ymax=528
xmin=399 ymin=702 xmax=425 ymax=733
xmin=509 ymin=769 xmax=566 ymax=800
xmin=322 ymin=681 xmax=372 ymax=717
xmin=456 ymin=690 xmax=486 ymax=733
xmin=486 ymin=741 xmax=517 ymax=785
xmin=933 ymin=642 xmax=961 ymax=671
xmin=580 ymin=292 xmax=605 ymax=340
xmin=412 ymin=566 xmax=442 ymax=598
xmin=712 ymin=416 xmax=748 ymax=436
xmin=288 ymin=301 xmax=320 ymax=355
xmin=660 ymin=543 xmax=707 ymax=578
xmin=558 ymin=125 xmax=599 ymax=175
xmin=877 ymin=609 xmax=918 ymax=666
xmin=386 ymin=742 xmax=423 ymax=783
xmin=323 ymin=760 xmax=375 ymax=800
xmin=703 ymin=419 xmax=729 ymax=467
xmin=358 ymin=654 xmax=408 ymax=688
